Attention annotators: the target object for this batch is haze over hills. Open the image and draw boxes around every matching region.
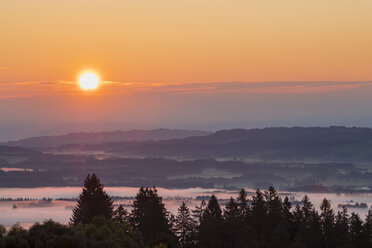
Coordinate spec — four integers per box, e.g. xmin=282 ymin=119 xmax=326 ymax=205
xmin=1 ymin=129 xmax=211 ymax=149
xmin=2 ymin=126 xmax=372 ymax=191
xmin=72 ymin=126 xmax=372 ymax=162
xmin=5 ymin=126 xmax=372 ymax=162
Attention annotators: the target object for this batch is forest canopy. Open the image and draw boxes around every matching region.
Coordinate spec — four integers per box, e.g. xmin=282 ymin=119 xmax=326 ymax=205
xmin=1 ymin=174 xmax=372 ymax=248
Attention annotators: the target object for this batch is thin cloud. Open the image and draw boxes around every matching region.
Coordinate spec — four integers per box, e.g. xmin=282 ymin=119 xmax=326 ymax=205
xmin=1 ymin=80 xmax=372 ymax=98
xmin=0 ymin=93 xmax=31 ymax=100
xmin=102 ymin=81 xmax=372 ymax=94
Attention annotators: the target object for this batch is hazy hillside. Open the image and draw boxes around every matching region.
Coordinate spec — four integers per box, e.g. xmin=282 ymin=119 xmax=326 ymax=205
xmin=0 ymin=145 xmax=41 ymax=156
xmin=2 ymin=127 xmax=372 ymax=191
xmin=1 ymin=129 xmax=211 ymax=148
xmin=81 ymin=126 xmax=372 ymax=161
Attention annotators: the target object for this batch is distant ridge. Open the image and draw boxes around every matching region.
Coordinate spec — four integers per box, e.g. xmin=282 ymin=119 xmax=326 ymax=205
xmin=80 ymin=126 xmax=372 ymax=161
xmin=1 ymin=129 xmax=211 ymax=148
xmin=0 ymin=145 xmax=42 ymax=156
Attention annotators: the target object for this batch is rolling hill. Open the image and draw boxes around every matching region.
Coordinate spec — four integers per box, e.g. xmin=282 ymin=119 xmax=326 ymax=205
xmin=80 ymin=126 xmax=372 ymax=161
xmin=1 ymin=129 xmax=211 ymax=148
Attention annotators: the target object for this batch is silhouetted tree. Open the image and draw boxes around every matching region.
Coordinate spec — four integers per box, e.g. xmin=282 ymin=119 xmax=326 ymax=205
xmin=174 ymin=202 xmax=197 ymax=248
xmin=27 ymin=220 xmax=71 ymax=248
xmin=0 ymin=225 xmax=5 ymax=239
xmin=363 ymin=209 xmax=372 ymax=246
xmin=250 ymin=189 xmax=267 ymax=243
xmin=192 ymin=199 xmax=206 ymax=223
xmin=265 ymin=187 xmax=282 ymax=227
xmin=70 ymin=174 xmax=114 ymax=225
xmin=113 ymin=205 xmax=129 ymax=224
xmin=309 ymin=207 xmax=322 ymax=248
xmin=199 ymin=194 xmax=224 ymax=248
xmin=223 ymin=197 xmax=240 ymax=247
xmin=320 ymin=198 xmax=335 ymax=247
xmin=301 ymin=195 xmax=322 ymax=247
xmin=234 ymin=189 xmax=255 ymax=248
xmin=335 ymin=206 xmax=350 ymax=247
xmin=191 ymin=199 xmax=206 ymax=246
xmin=350 ymin=212 xmax=364 ymax=247
xmin=282 ymin=196 xmax=292 ymax=229
xmin=301 ymin=195 xmax=313 ymax=224
xmin=4 ymin=184 xmax=372 ymax=248
xmin=131 ymin=187 xmax=177 ymax=247
xmin=73 ymin=216 xmax=140 ymax=247
xmin=237 ymin=189 xmax=249 ymax=217
xmin=265 ymin=186 xmax=289 ymax=247
xmin=1 ymin=224 xmax=29 ymax=248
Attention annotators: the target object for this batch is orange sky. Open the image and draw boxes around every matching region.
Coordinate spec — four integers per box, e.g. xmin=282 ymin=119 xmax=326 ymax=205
xmin=1 ymin=1 xmax=372 ymax=140
xmin=1 ymin=0 xmax=372 ymax=86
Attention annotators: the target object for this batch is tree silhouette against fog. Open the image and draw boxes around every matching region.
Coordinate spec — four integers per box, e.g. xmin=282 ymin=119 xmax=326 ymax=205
xmin=4 ymin=174 xmax=372 ymax=247
xmin=70 ymin=174 xmax=113 ymax=225
xmin=131 ymin=186 xmax=177 ymax=247
xmin=174 ymin=202 xmax=197 ymax=248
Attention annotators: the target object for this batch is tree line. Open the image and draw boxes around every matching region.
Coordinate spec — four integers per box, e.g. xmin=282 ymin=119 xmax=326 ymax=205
xmin=1 ymin=174 xmax=372 ymax=248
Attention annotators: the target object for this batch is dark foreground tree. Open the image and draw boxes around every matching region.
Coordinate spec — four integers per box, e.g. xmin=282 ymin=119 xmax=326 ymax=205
xmin=73 ymin=216 xmax=140 ymax=248
xmin=1 ymin=224 xmax=29 ymax=248
xmin=27 ymin=220 xmax=71 ymax=248
xmin=1 ymin=218 xmax=140 ymax=248
xmin=113 ymin=204 xmax=130 ymax=225
xmin=131 ymin=187 xmax=178 ymax=247
xmin=5 ymin=183 xmax=372 ymax=248
xmin=174 ymin=202 xmax=197 ymax=248
xmin=199 ymin=194 xmax=224 ymax=248
xmin=320 ymin=198 xmax=336 ymax=247
xmin=70 ymin=174 xmax=114 ymax=225
xmin=223 ymin=197 xmax=240 ymax=247
xmin=0 ymin=224 xmax=5 ymax=240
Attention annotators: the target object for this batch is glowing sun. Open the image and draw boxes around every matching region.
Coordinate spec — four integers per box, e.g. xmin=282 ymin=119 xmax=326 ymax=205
xmin=79 ymin=72 xmax=99 ymax=90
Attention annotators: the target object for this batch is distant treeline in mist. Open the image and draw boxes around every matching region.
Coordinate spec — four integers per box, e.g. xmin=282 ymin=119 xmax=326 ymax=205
xmin=5 ymin=126 xmax=372 ymax=161
xmin=3 ymin=127 xmax=372 ymax=192
xmin=1 ymin=174 xmax=372 ymax=248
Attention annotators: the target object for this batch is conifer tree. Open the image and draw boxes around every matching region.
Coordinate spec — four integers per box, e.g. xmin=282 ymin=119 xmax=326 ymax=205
xmin=250 ymin=189 xmax=267 ymax=242
xmin=300 ymin=195 xmax=314 ymax=246
xmin=363 ymin=209 xmax=372 ymax=246
xmin=309 ymin=207 xmax=322 ymax=247
xmin=265 ymin=186 xmax=282 ymax=228
xmin=237 ymin=189 xmax=249 ymax=217
xmin=70 ymin=174 xmax=113 ymax=225
xmin=320 ymin=198 xmax=335 ymax=247
xmin=0 ymin=225 xmax=5 ymax=240
xmin=350 ymin=212 xmax=364 ymax=247
xmin=292 ymin=204 xmax=304 ymax=240
xmin=264 ymin=186 xmax=288 ymax=246
xmin=335 ymin=206 xmax=350 ymax=247
xmin=192 ymin=199 xmax=206 ymax=223
xmin=131 ymin=187 xmax=177 ymax=247
xmin=174 ymin=202 xmax=197 ymax=248
xmin=169 ymin=213 xmax=177 ymax=233
xmin=224 ymin=197 xmax=240 ymax=222
xmin=199 ymin=195 xmax=224 ymax=248
xmin=282 ymin=196 xmax=292 ymax=226
xmin=191 ymin=199 xmax=206 ymax=246
xmin=301 ymin=195 xmax=313 ymax=224
xmin=113 ymin=205 xmax=129 ymax=224
xmin=223 ymin=197 xmax=240 ymax=247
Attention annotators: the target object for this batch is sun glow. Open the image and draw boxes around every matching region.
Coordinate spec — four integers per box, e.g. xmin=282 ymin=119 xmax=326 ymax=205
xmin=79 ymin=72 xmax=99 ymax=90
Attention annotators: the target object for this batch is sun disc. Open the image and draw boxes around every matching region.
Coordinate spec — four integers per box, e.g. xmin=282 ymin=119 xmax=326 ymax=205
xmin=79 ymin=72 xmax=99 ymax=90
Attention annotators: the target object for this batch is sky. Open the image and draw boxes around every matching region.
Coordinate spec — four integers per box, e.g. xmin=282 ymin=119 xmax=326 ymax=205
xmin=1 ymin=0 xmax=372 ymax=140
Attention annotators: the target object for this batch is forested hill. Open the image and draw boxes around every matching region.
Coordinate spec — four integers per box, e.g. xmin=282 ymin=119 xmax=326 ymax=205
xmin=4 ymin=126 xmax=372 ymax=161
xmin=1 ymin=129 xmax=211 ymax=148
xmin=0 ymin=145 xmax=41 ymax=157
xmin=84 ymin=126 xmax=372 ymax=161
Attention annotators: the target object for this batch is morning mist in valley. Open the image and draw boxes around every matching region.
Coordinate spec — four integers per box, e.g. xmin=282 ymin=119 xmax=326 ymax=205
xmin=1 ymin=1 xmax=372 ymax=247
